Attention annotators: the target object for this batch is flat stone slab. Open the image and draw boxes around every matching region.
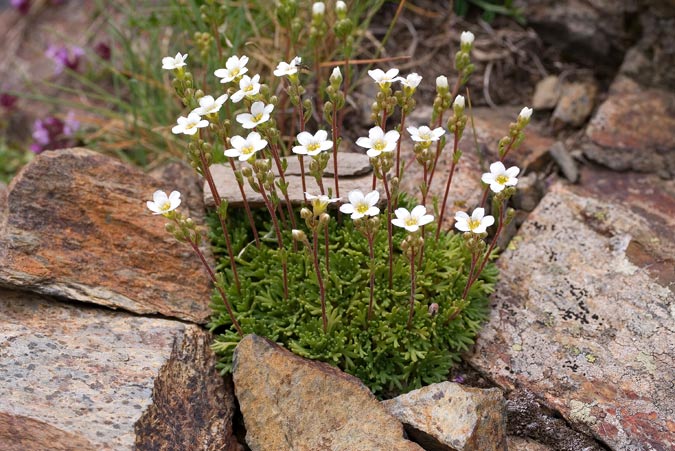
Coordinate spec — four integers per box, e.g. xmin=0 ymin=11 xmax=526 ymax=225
xmin=233 ymin=334 xmax=424 ymax=451
xmin=205 ymin=152 xmax=374 ymax=207
xmin=468 ymin=174 xmax=675 ymax=450
xmin=0 ymin=148 xmax=213 ymax=323
xmin=0 ymin=289 xmax=239 ymax=451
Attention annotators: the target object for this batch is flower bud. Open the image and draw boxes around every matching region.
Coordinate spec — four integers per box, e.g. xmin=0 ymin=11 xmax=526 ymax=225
xmin=292 ymin=229 xmax=307 ymax=242
xmin=519 ymin=106 xmax=533 ymax=121
xmin=335 ymin=0 xmax=346 ymax=12
xmin=312 ymin=1 xmax=325 ymax=15
xmin=436 ymin=75 xmax=448 ymax=92
xmin=330 ymin=67 xmax=343 ymax=85
xmin=453 ymin=94 xmax=465 ymax=109
xmin=460 ymin=31 xmax=475 ymax=46
xmin=428 ymin=303 xmax=439 ymax=316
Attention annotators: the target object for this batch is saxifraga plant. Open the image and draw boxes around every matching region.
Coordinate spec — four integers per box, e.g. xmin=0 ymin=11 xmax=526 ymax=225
xmin=147 ymin=9 xmax=534 ymax=397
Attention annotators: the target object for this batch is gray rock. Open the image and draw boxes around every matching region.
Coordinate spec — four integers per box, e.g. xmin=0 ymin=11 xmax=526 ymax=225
xmin=551 ymin=81 xmax=597 ymax=129
xmin=382 ymin=381 xmax=507 ymax=451
xmin=232 ymin=334 xmax=424 ymax=451
xmin=548 ymin=141 xmax=579 ymax=183
xmin=532 ymin=75 xmax=560 ymax=110
xmin=0 ymin=289 xmax=240 ymax=451
xmin=512 ymin=173 xmax=545 ymax=212
xmin=468 ymin=174 xmax=675 ymax=450
xmin=507 ymin=436 xmax=555 ymax=451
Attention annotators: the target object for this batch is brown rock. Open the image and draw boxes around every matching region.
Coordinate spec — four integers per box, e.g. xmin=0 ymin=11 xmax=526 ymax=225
xmin=0 ymin=181 xmax=7 ymax=227
xmin=551 ymin=81 xmax=597 ymax=129
xmin=0 ymin=148 xmax=212 ymax=323
xmin=506 ymin=436 xmax=554 ymax=451
xmin=232 ymin=334 xmax=424 ymax=451
xmin=381 ymin=382 xmax=507 ymax=451
xmin=0 ymin=289 xmax=239 ymax=451
xmin=512 ymin=173 xmax=545 ymax=212
xmin=532 ymin=75 xmax=560 ymax=110
xmin=468 ymin=174 xmax=675 ymax=450
xmin=205 ymin=152 xmax=374 ymax=207
xmin=584 ymin=76 xmax=675 ymax=178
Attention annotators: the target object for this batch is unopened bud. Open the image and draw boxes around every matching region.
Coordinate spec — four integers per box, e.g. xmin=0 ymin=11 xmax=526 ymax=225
xmin=428 ymin=303 xmax=439 ymax=316
xmin=460 ymin=31 xmax=474 ymax=46
xmin=312 ymin=1 xmax=325 ymax=15
xmin=336 ymin=0 xmax=346 ymax=13
xmin=436 ymin=75 xmax=448 ymax=90
xmin=292 ymin=229 xmax=307 ymax=242
xmin=453 ymin=94 xmax=465 ymax=110
xmin=330 ymin=67 xmax=343 ymax=85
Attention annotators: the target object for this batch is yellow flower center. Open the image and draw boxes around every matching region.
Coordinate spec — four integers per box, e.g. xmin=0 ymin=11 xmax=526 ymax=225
xmin=467 ymin=218 xmax=481 ymax=231
xmin=244 ymin=84 xmax=253 ymax=92
xmin=159 ymin=201 xmax=171 ymax=211
xmin=253 ymin=113 xmax=263 ymax=122
xmin=373 ymin=140 xmax=386 ymax=151
xmin=496 ymin=174 xmax=509 ymax=185
xmin=356 ymin=203 xmax=370 ymax=214
xmin=231 ymin=68 xmax=240 ymax=77
xmin=185 ymin=122 xmax=197 ymax=130
xmin=307 ymin=142 xmax=320 ymax=152
xmin=242 ymin=145 xmax=254 ymax=155
xmin=405 ymin=217 xmax=417 ymax=226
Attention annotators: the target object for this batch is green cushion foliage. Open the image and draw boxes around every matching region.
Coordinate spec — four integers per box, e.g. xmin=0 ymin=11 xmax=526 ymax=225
xmin=207 ymin=201 xmax=497 ymax=398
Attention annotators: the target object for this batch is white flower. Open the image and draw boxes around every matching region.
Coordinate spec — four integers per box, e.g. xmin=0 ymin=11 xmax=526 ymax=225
xmin=339 ymin=190 xmax=380 ymax=219
xmin=305 ymin=192 xmax=340 ymax=212
xmin=236 ymin=101 xmax=274 ymax=129
xmin=224 ymin=132 xmax=268 ymax=161
xmin=519 ymin=106 xmax=533 ymax=120
xmin=407 ymin=125 xmax=445 ymax=143
xmin=392 ymin=205 xmax=434 ymax=232
xmin=292 ymin=130 xmax=333 ymax=156
xmin=214 ymin=55 xmax=249 ymax=83
xmin=356 ymin=126 xmax=400 ymax=158
xmin=191 ymin=94 xmax=228 ymax=116
xmin=400 ymin=72 xmax=422 ymax=89
xmin=454 ymin=207 xmax=494 ymax=234
xmin=162 ymin=52 xmax=188 ymax=70
xmin=460 ymin=31 xmax=475 ymax=46
xmin=454 ymin=95 xmax=465 ymax=109
xmin=368 ymin=68 xmax=400 ymax=87
xmin=171 ymin=112 xmax=209 ymax=135
xmin=273 ymin=56 xmax=302 ymax=77
xmin=147 ymin=190 xmax=181 ymax=215
xmin=336 ymin=0 xmax=347 ymax=12
xmin=436 ymin=75 xmax=448 ymax=89
xmin=230 ymin=74 xmax=261 ymax=103
xmin=481 ymin=161 xmax=520 ymax=193
xmin=312 ymin=2 xmax=325 ymax=15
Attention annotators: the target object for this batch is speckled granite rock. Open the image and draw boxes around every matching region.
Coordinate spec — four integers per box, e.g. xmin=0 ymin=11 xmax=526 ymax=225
xmin=0 ymin=148 xmax=213 ymax=323
xmin=583 ymin=76 xmax=675 ymax=178
xmin=232 ymin=334 xmax=424 ymax=451
xmin=382 ymin=381 xmax=507 ymax=451
xmin=468 ymin=172 xmax=675 ymax=450
xmin=0 ymin=289 xmax=240 ymax=451
xmin=532 ymin=75 xmax=560 ymax=110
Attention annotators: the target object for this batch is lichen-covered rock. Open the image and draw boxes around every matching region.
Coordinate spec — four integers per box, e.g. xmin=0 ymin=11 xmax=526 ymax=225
xmin=382 ymin=382 xmax=507 ymax=451
xmin=0 ymin=148 xmax=213 ymax=323
xmin=584 ymin=76 xmax=675 ymax=178
xmin=232 ymin=334 xmax=424 ymax=451
xmin=468 ymin=172 xmax=675 ymax=450
xmin=0 ymin=289 xmax=239 ymax=451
